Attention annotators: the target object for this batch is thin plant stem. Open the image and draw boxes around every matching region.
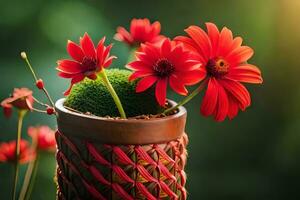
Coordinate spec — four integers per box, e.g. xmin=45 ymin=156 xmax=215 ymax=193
xmin=99 ymin=69 xmax=127 ymax=119
xmin=32 ymin=108 xmax=47 ymax=113
xmin=21 ymin=52 xmax=55 ymax=109
xmin=22 ymin=53 xmax=38 ymax=82
xmin=18 ymin=137 xmax=38 ymax=200
xmin=42 ymin=88 xmax=55 ymax=108
xmin=24 ymin=152 xmax=40 ymax=200
xmin=163 ymin=80 xmax=208 ymax=115
xmin=12 ymin=110 xmax=27 ymax=200
xmin=32 ymin=97 xmax=48 ymax=107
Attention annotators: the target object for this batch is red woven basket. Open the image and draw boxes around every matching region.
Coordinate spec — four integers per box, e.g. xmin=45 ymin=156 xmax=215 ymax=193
xmin=55 ymin=99 xmax=188 ymax=200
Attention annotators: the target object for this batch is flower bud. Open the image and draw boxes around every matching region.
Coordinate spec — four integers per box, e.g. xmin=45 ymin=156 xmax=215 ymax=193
xmin=46 ymin=107 xmax=55 ymax=115
xmin=21 ymin=52 xmax=27 ymax=59
xmin=36 ymin=79 xmax=44 ymax=89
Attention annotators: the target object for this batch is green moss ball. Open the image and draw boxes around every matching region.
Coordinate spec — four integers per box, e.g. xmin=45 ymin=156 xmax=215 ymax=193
xmin=64 ymin=69 xmax=164 ymax=117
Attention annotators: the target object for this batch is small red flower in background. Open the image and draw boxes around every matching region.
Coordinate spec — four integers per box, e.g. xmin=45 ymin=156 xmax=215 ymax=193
xmin=0 ymin=140 xmax=35 ymax=164
xmin=28 ymin=126 xmax=56 ymax=151
xmin=114 ymin=18 xmax=165 ymax=46
xmin=127 ymin=38 xmax=206 ymax=106
xmin=57 ymin=33 xmax=116 ymax=95
xmin=175 ymin=23 xmax=263 ymax=121
xmin=1 ymin=88 xmax=34 ymax=117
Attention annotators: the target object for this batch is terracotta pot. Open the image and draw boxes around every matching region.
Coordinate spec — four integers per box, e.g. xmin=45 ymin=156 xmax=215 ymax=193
xmin=55 ymin=98 xmax=188 ymax=200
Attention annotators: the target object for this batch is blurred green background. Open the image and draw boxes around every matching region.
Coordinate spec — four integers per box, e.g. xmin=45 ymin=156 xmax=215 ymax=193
xmin=1 ymin=0 xmax=300 ymax=199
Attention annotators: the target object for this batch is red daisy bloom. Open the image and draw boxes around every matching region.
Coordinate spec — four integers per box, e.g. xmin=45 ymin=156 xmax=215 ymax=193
xmin=114 ymin=18 xmax=165 ymax=46
xmin=0 ymin=140 xmax=35 ymax=164
xmin=1 ymin=88 xmax=34 ymax=117
xmin=175 ymin=23 xmax=263 ymax=121
xmin=127 ymin=38 xmax=206 ymax=106
xmin=28 ymin=126 xmax=56 ymax=151
xmin=57 ymin=33 xmax=116 ymax=95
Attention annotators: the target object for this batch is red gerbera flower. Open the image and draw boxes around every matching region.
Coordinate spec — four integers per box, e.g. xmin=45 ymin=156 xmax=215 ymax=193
xmin=28 ymin=126 xmax=56 ymax=151
xmin=57 ymin=33 xmax=116 ymax=95
xmin=0 ymin=140 xmax=35 ymax=164
xmin=127 ymin=38 xmax=206 ymax=106
xmin=175 ymin=23 xmax=263 ymax=121
xmin=114 ymin=18 xmax=165 ymax=46
xmin=1 ymin=88 xmax=34 ymax=117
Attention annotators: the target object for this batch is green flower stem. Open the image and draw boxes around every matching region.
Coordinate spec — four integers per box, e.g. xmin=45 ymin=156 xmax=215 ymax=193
xmin=21 ymin=52 xmax=38 ymax=82
xmin=12 ymin=110 xmax=27 ymax=200
xmin=42 ymin=88 xmax=55 ymax=109
xmin=21 ymin=52 xmax=55 ymax=109
xmin=24 ymin=152 xmax=40 ymax=200
xmin=99 ymin=69 xmax=127 ymax=119
xmin=18 ymin=137 xmax=38 ymax=200
xmin=163 ymin=80 xmax=207 ymax=115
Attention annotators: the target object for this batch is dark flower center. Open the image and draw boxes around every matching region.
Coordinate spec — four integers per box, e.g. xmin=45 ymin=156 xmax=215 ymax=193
xmin=206 ymin=58 xmax=229 ymax=78
xmin=153 ymin=58 xmax=175 ymax=77
xmin=82 ymin=57 xmax=97 ymax=72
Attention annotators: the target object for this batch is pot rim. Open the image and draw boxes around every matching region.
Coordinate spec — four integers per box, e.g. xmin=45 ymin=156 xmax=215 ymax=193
xmin=55 ymin=98 xmax=187 ymax=144
xmin=55 ymin=98 xmax=186 ymax=123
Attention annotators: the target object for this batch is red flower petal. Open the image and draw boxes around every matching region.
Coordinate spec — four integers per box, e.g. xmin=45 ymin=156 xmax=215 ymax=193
xmin=134 ymin=53 xmax=154 ymax=67
xmin=155 ymin=78 xmax=168 ymax=106
xmin=128 ymin=71 xmax=153 ymax=81
xmin=103 ymin=44 xmax=111 ymax=58
xmin=136 ymin=76 xmax=157 ymax=92
xmin=2 ymin=104 xmax=12 ymax=118
xmin=175 ymin=60 xmax=200 ymax=71
xmin=217 ymin=27 xmax=233 ymax=57
xmin=57 ymin=60 xmax=83 ymax=74
xmin=114 ymin=27 xmax=133 ymax=45
xmin=28 ymin=126 xmax=56 ymax=151
xmin=67 ymin=40 xmax=84 ymax=62
xmin=185 ymin=25 xmax=212 ymax=61
xmin=96 ymin=37 xmax=106 ymax=63
xmin=126 ymin=60 xmax=152 ymax=71
xmin=227 ymin=94 xmax=239 ymax=120
xmin=214 ymin=83 xmax=229 ymax=122
xmin=1 ymin=88 xmax=34 ymax=111
xmin=161 ymin=39 xmax=172 ymax=57
xmin=169 ymin=75 xmax=188 ymax=96
xmin=226 ymin=37 xmax=243 ymax=57
xmin=229 ymin=73 xmax=263 ymax=84
xmin=115 ymin=18 xmax=163 ymax=46
xmin=0 ymin=140 xmax=35 ymax=163
xmin=80 ymin=33 xmax=96 ymax=59
xmin=138 ymin=44 xmax=160 ymax=64
xmin=103 ymin=56 xmax=116 ymax=68
xmin=174 ymin=37 xmax=206 ymax=65
xmin=178 ymin=68 xmax=206 ymax=85
xmin=150 ymin=21 xmax=161 ymax=38
xmin=228 ymin=64 xmax=263 ymax=84
xmin=231 ymin=64 xmax=262 ymax=75
xmin=167 ymin=46 xmax=195 ymax=68
xmin=226 ymin=46 xmax=254 ymax=66
xmin=206 ymin=22 xmax=219 ymax=57
xmin=219 ymin=79 xmax=251 ymax=110
xmin=63 ymin=74 xmax=85 ymax=95
xmin=25 ymin=98 xmax=33 ymax=110
xmin=201 ymin=78 xmax=218 ymax=116
xmin=57 ymin=72 xmax=76 ymax=78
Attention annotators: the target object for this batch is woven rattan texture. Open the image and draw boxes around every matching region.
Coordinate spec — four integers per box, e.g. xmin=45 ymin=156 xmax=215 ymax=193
xmin=55 ymin=130 xmax=188 ymax=200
